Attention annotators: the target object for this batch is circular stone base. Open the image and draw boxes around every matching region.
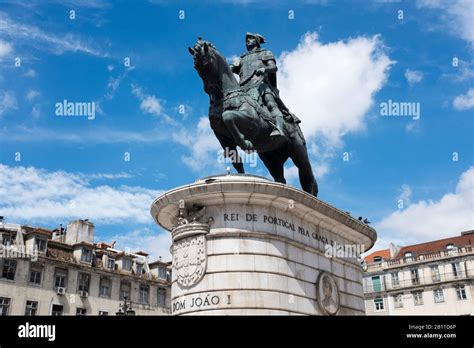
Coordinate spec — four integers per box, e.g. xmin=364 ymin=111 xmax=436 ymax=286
xmin=151 ymin=174 xmax=376 ymax=315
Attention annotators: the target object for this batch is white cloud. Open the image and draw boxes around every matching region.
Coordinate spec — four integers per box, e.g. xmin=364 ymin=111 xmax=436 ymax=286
xmin=277 ymin=33 xmax=393 ymax=179
xmin=24 ymin=69 xmax=37 ymax=78
xmin=0 ymin=164 xmax=162 ymax=224
xmin=131 ymin=83 xmax=175 ymax=123
xmin=404 ymin=69 xmax=423 ymax=85
xmin=95 ymin=67 xmax=134 ymax=114
xmin=141 ymin=96 xmax=162 ymax=115
xmin=285 ymin=163 xmax=329 ymax=185
xmin=0 ymin=12 xmax=106 ymax=57
xmin=31 ymin=105 xmax=41 ymax=118
xmin=109 ymin=227 xmax=172 ymax=262
xmin=284 ymin=165 xmax=300 ymax=183
xmin=416 ymin=0 xmax=474 ymax=44
xmin=397 ymin=184 xmax=412 ymax=206
xmin=0 ymin=39 xmax=12 ymax=57
xmin=453 ymin=88 xmax=474 ymax=110
xmin=26 ymin=89 xmax=40 ymax=101
xmin=0 ymin=125 xmax=170 ymax=144
xmin=0 ymin=90 xmax=17 ymax=116
xmin=172 ymin=117 xmax=222 ymax=172
xmin=278 ymin=32 xmax=393 ymax=147
xmin=375 ymin=167 xmax=474 ymax=245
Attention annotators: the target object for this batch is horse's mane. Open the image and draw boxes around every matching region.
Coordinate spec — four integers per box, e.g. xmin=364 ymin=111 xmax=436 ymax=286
xmin=193 ymin=39 xmax=238 ymax=92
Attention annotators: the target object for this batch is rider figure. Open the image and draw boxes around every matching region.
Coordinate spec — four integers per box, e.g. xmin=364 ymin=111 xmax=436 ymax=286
xmin=230 ymin=33 xmax=285 ymax=138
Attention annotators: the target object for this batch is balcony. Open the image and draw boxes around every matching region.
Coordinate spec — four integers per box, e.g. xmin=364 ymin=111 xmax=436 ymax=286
xmin=364 ymin=270 xmax=469 ymax=294
xmin=365 ymin=246 xmax=473 ymax=272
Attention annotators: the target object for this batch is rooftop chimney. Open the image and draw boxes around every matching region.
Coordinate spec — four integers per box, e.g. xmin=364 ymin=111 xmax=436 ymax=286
xmin=65 ymin=219 xmax=94 ymax=245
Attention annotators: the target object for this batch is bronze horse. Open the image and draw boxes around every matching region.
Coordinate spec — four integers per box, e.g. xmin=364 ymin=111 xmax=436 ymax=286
xmin=188 ymin=39 xmax=318 ymax=196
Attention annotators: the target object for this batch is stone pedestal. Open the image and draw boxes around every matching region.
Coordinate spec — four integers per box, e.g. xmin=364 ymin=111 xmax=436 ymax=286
xmin=151 ymin=174 xmax=376 ymax=315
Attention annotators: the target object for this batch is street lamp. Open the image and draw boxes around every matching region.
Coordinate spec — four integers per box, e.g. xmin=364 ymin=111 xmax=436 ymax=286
xmin=116 ymin=296 xmax=136 ymax=316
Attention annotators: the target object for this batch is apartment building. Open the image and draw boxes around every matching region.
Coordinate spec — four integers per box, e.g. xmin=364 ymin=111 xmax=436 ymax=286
xmin=363 ymin=230 xmax=473 ymax=315
xmin=0 ymin=219 xmax=171 ymax=316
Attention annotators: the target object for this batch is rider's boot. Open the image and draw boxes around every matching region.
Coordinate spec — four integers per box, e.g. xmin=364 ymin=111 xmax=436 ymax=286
xmin=270 ymin=110 xmax=285 ymax=137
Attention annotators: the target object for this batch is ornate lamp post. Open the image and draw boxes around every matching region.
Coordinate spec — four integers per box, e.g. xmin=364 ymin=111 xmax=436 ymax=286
xmin=116 ymin=296 xmax=135 ymax=316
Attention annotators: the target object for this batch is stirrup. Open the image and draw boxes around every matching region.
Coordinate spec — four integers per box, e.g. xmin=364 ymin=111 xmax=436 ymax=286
xmin=270 ymin=129 xmax=284 ymax=137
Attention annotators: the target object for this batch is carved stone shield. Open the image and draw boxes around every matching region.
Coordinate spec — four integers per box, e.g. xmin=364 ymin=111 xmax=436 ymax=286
xmin=172 ymin=233 xmax=207 ymax=288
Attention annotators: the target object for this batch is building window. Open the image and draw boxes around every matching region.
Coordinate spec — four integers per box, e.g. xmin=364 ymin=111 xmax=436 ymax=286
xmin=29 ymin=267 xmax=42 ymax=285
xmin=81 ymin=248 xmax=92 ymax=262
xmin=374 ymin=297 xmax=384 ymax=311
xmin=433 ymin=288 xmax=445 ymax=303
xmin=54 ymin=268 xmax=67 ymax=289
xmin=157 ymin=287 xmax=166 ymax=307
xmin=107 ymin=258 xmax=115 ymax=270
xmin=373 ymin=256 xmax=383 ymax=263
xmin=413 ymin=291 xmax=423 ymax=306
xmin=77 ymin=273 xmax=90 ymax=293
xmin=431 ymin=265 xmax=441 ymax=282
xmin=1 ymin=259 xmax=16 ymax=280
xmin=452 ymin=262 xmax=462 ymax=278
xmin=391 ymin=272 xmax=400 ymax=287
xmin=122 ymin=258 xmax=132 ymax=271
xmin=410 ymin=269 xmax=420 ymax=285
xmin=446 ymin=243 xmax=455 ymax=255
xmin=158 ymin=267 xmax=167 ymax=280
xmin=139 ymin=284 xmax=149 ymax=304
xmin=2 ymin=234 xmax=12 ymax=246
xmin=404 ymin=252 xmax=413 ymax=262
xmin=371 ymin=275 xmax=382 ymax=292
xmin=35 ymin=238 xmax=47 ymax=252
xmin=25 ymin=300 xmax=38 ymax=316
xmin=76 ymin=308 xmax=87 ymax=316
xmin=99 ymin=278 xmax=111 ymax=298
xmin=136 ymin=263 xmax=143 ymax=275
xmin=98 ymin=311 xmax=108 ymax=316
xmin=0 ymin=297 xmax=11 ymax=316
xmin=456 ymin=285 xmax=467 ymax=300
xmin=51 ymin=304 xmax=63 ymax=316
xmin=120 ymin=281 xmax=131 ymax=300
xmin=394 ymin=293 xmax=404 ymax=308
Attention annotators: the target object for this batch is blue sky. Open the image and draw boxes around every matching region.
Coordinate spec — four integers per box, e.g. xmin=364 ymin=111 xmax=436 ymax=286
xmin=0 ymin=0 xmax=472 ymax=260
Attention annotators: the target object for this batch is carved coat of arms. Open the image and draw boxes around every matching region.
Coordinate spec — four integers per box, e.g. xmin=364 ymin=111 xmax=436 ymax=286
xmin=172 ymin=231 xmax=207 ymax=288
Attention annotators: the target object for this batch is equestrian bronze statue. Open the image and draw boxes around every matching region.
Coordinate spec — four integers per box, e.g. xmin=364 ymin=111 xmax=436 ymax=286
xmin=188 ymin=35 xmax=318 ymax=196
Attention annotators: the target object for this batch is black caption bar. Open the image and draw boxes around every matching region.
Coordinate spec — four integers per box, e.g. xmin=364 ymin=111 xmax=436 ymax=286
xmin=0 ymin=315 xmax=471 ymax=347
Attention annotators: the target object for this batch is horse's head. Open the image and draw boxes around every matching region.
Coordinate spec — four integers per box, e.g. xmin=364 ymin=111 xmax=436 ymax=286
xmin=188 ymin=38 xmax=221 ymax=96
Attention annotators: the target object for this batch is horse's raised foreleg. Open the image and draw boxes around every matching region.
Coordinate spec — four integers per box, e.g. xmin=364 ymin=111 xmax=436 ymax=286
xmin=222 ymin=110 xmax=254 ymax=151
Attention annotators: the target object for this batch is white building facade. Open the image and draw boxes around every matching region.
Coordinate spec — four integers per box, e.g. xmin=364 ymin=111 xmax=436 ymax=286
xmin=0 ymin=219 xmax=171 ymax=316
xmin=363 ymin=231 xmax=473 ymax=315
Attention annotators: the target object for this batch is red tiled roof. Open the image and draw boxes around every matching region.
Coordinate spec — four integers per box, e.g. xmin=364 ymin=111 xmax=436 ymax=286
xmin=394 ymin=231 xmax=473 ymax=260
xmin=97 ymin=241 xmax=113 ymax=249
xmin=365 ymin=231 xmax=473 ymax=262
xmin=365 ymin=249 xmax=391 ymax=263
